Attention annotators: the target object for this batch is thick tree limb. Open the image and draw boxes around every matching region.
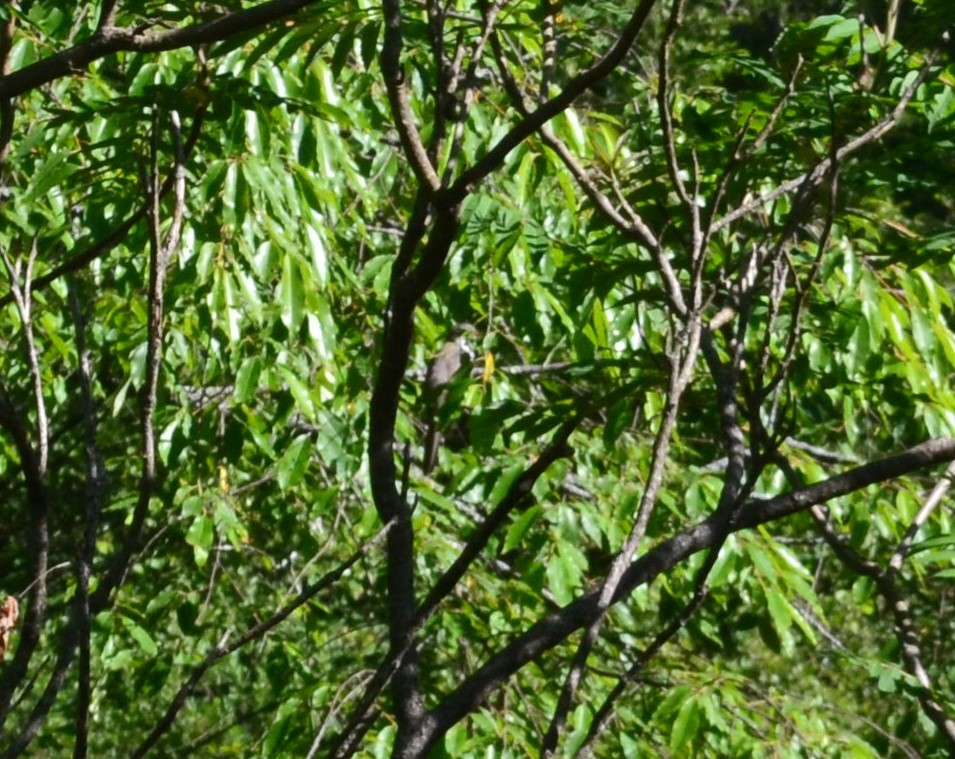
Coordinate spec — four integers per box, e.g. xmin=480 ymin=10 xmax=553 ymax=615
xmin=331 ymin=419 xmax=577 ymax=758
xmin=421 ymin=438 xmax=955 ymax=753
xmin=381 ymin=0 xmax=441 ymax=191
xmin=0 ymin=0 xmax=324 ymax=101
xmin=66 ymin=279 xmax=105 ymax=759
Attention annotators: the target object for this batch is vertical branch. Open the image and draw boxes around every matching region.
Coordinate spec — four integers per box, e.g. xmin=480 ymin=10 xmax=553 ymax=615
xmin=96 ymin=0 xmax=119 ymax=31
xmin=366 ymin=206 xmax=461 ymax=756
xmin=884 ymin=0 xmax=901 ymax=47
xmin=0 ymin=241 xmax=51 ymax=729
xmin=96 ymin=108 xmax=185 ymax=602
xmin=381 ymin=0 xmax=441 ymax=191
xmin=656 ymin=0 xmax=691 ymax=209
xmin=539 ymin=0 xmax=558 ymax=101
xmin=67 ymin=277 xmax=105 ymax=759
xmin=440 ymin=0 xmax=505 ymax=183
xmin=425 ymin=0 xmax=449 ymax=163
xmin=0 ymin=384 xmax=49 ymax=730
xmin=1 ymin=243 xmax=49 ymax=475
xmin=541 ymin=311 xmax=704 ymax=755
xmin=0 ymin=4 xmax=15 ymax=169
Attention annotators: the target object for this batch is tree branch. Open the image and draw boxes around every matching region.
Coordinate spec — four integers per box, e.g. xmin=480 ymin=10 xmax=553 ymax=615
xmin=712 ymin=54 xmax=938 ymax=233
xmin=131 ymin=520 xmax=394 ymax=758
xmin=422 ymin=438 xmax=955 ymax=753
xmin=381 ymin=0 xmax=441 ymax=191
xmin=447 ymin=0 xmax=660 ymax=200
xmin=66 ymin=278 xmax=105 ymax=759
xmin=0 ymin=0 xmax=325 ymax=100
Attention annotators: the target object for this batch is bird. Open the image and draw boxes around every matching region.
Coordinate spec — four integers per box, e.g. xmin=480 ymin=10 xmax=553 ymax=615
xmin=422 ymin=323 xmax=478 ymax=474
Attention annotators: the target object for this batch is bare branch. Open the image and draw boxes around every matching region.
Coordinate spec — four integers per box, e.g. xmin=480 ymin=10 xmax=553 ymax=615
xmin=888 ymin=461 xmax=955 ymax=574
xmin=381 ymin=0 xmax=441 ymax=191
xmin=0 ymin=0 xmax=325 ymax=100
xmin=713 ymin=55 xmax=938 ymax=233
xmin=656 ymin=0 xmax=691 ymax=210
xmin=448 ymin=0 xmax=660 ymax=199
xmin=424 ymin=438 xmax=955 ymax=753
xmin=0 ymin=243 xmax=47 ymax=475
xmin=131 ymin=521 xmax=394 ymax=758
xmin=96 ymin=0 xmax=119 ymax=32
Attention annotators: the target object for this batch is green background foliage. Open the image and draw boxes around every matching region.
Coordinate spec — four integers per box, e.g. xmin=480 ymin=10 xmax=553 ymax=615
xmin=0 ymin=0 xmax=954 ymax=756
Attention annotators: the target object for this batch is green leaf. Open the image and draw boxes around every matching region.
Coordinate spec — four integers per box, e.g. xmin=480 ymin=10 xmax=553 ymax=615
xmin=670 ymin=696 xmax=701 ymax=752
xmin=122 ymin=617 xmax=159 ymax=657
xmin=504 ymin=505 xmax=542 ymax=552
xmin=546 ymin=541 xmax=586 ymax=606
xmin=186 ymin=515 xmax=214 ymax=568
xmin=359 ymin=20 xmax=380 ymax=70
xmin=277 ymin=365 xmax=318 ymax=422
xmin=234 ymin=357 xmax=263 ymax=404
xmin=278 ymin=253 xmax=305 ymax=332
xmin=277 ymin=434 xmax=312 ymax=490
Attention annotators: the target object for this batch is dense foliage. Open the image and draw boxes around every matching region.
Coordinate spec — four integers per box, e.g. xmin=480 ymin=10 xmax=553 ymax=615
xmin=0 ymin=0 xmax=954 ymax=756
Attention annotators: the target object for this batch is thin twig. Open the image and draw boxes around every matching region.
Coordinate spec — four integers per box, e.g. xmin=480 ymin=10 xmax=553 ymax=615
xmin=132 ymin=521 xmax=394 ymax=758
xmin=713 ymin=53 xmax=939 ymax=233
xmin=542 ymin=315 xmax=700 ymax=754
xmin=95 ymin=109 xmax=185 ymax=606
xmin=886 ymin=461 xmax=955 ymax=574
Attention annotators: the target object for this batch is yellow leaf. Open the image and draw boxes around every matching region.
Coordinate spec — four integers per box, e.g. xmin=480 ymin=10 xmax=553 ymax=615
xmin=483 ymin=351 xmax=495 ymax=384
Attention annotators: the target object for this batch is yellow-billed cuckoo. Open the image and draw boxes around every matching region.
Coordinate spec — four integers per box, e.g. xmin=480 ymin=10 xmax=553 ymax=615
xmin=422 ymin=323 xmax=477 ymax=474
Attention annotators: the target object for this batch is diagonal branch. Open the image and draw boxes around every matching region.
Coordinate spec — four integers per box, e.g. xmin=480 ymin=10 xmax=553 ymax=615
xmin=774 ymin=450 xmax=955 ymax=752
xmin=331 ymin=418 xmax=578 ymax=758
xmin=447 ymin=0 xmax=659 ymax=200
xmin=542 ymin=315 xmax=702 ymax=754
xmin=422 ymin=438 xmax=955 ymax=753
xmin=712 ymin=53 xmax=938 ymax=233
xmin=131 ymin=520 xmax=395 ymax=758
xmin=0 ymin=0 xmax=326 ymax=100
